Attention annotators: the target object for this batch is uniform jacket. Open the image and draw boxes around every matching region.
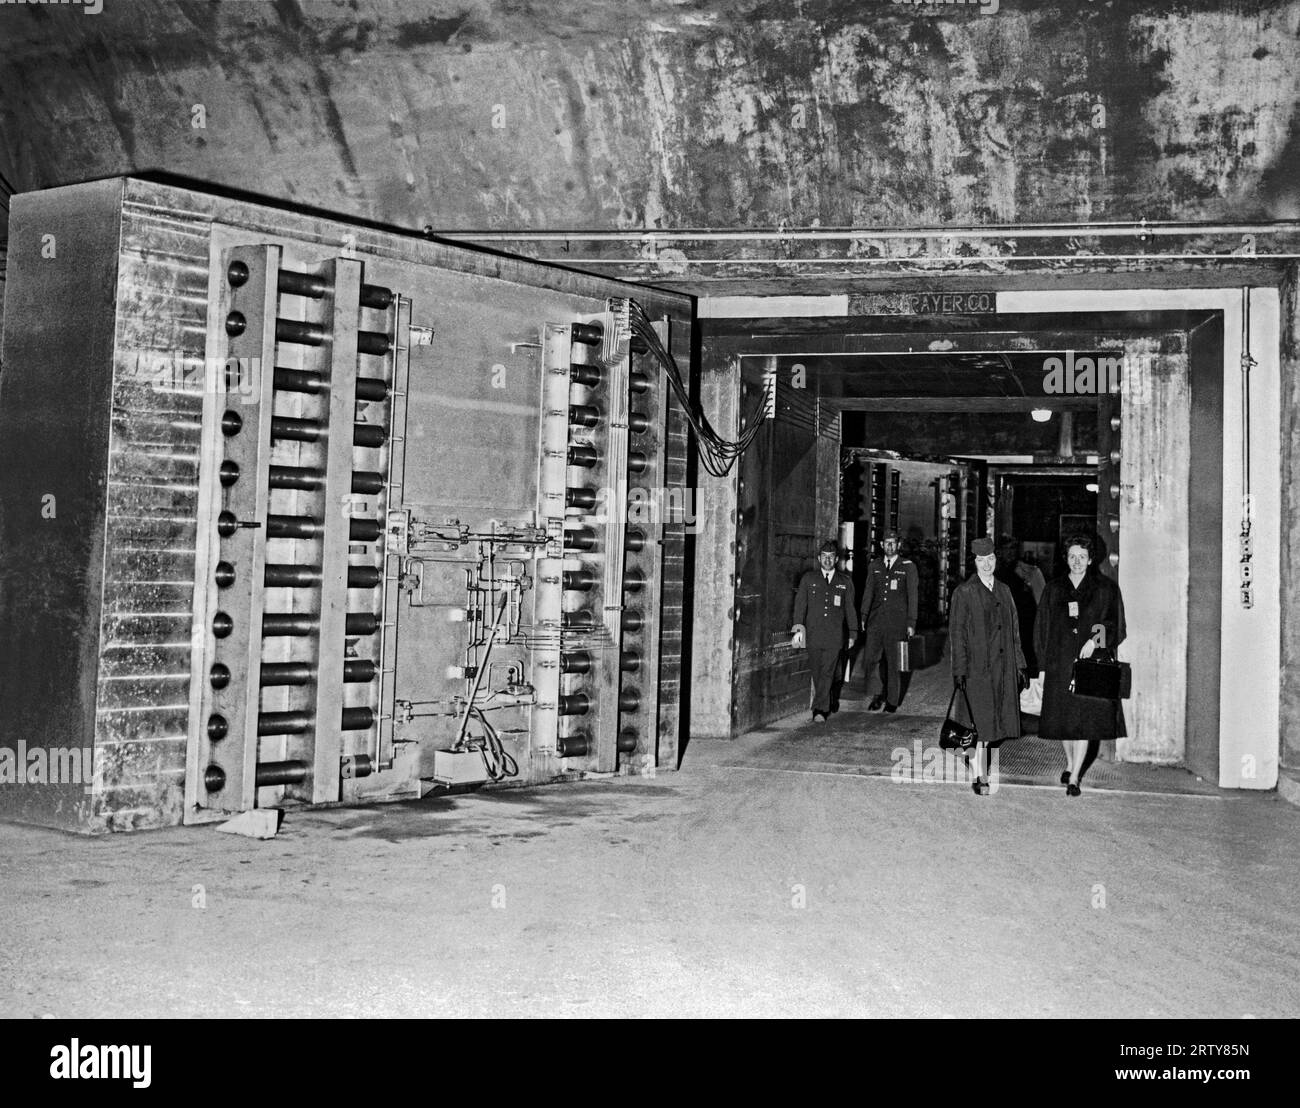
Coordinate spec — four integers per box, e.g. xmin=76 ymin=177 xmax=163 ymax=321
xmin=792 ymin=568 xmax=859 ymax=648
xmin=860 ymin=555 xmax=919 ymax=632
xmin=949 ymin=574 xmax=1026 ymax=743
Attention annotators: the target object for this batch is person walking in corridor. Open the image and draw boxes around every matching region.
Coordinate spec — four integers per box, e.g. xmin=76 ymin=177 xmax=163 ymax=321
xmin=950 ymin=536 xmax=1027 ymax=796
xmin=995 ymin=534 xmax=1040 ymax=673
xmin=791 ymin=540 xmax=858 ymax=722
xmin=1034 ymin=533 xmax=1127 ymax=796
xmin=859 ymin=530 xmax=918 ymax=712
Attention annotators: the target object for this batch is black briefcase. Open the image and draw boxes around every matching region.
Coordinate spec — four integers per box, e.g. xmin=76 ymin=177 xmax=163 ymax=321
xmin=907 ymin=631 xmax=945 ymax=670
xmin=1069 ymin=656 xmax=1132 ymax=700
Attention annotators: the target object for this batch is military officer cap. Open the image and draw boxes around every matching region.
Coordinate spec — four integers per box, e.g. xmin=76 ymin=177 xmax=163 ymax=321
xmin=883 ymin=529 xmax=900 ymax=541
xmin=971 ymin=536 xmax=995 ymax=556
xmin=819 ymin=539 xmax=839 ymax=554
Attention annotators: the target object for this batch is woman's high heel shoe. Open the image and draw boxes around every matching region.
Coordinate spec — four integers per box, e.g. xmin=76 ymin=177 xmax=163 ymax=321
xmin=1060 ymin=771 xmax=1070 ymax=785
xmin=1066 ymin=782 xmax=1081 ymax=797
xmin=972 ymin=777 xmax=990 ymax=796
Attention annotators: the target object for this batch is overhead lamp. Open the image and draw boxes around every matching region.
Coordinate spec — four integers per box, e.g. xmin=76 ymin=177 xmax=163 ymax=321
xmin=1086 ymin=482 xmax=1099 ymax=493
xmin=1030 ymin=409 xmax=1053 ymax=422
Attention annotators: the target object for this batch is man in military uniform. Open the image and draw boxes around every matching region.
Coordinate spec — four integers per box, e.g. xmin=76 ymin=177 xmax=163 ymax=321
xmin=791 ymin=540 xmax=858 ymax=722
xmin=859 ymin=530 xmax=918 ymax=712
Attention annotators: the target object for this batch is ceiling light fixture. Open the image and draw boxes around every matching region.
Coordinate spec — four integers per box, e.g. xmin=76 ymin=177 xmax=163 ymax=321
xmin=1030 ymin=409 xmax=1053 ymax=422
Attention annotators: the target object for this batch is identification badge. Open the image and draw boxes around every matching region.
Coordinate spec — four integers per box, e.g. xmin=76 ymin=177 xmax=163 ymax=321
xmin=1068 ymin=601 xmax=1079 ymax=618
xmin=833 ymin=595 xmax=841 ymax=607
xmin=890 ymin=579 xmax=898 ymax=591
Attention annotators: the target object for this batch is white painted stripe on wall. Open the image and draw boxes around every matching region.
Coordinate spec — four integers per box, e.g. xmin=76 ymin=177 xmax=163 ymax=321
xmin=698 ymin=295 xmax=850 ymax=318
xmin=999 ymin=287 xmax=1281 ymax=791
xmin=1223 ymin=290 xmax=1281 ymax=791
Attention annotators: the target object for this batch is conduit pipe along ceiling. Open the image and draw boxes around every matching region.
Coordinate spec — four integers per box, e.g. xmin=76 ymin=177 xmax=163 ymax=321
xmin=436 ymin=220 xmax=1300 ymax=267
xmin=442 ymin=219 xmax=1300 ymax=242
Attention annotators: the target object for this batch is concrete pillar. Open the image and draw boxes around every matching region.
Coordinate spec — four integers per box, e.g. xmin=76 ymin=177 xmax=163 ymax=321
xmin=814 ymin=411 xmax=841 ymax=547
xmin=690 ymin=346 xmax=740 ymax=739
xmin=1117 ymin=342 xmax=1189 ymax=764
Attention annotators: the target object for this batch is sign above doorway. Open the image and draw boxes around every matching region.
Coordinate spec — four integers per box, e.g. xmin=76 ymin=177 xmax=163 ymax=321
xmin=849 ymin=292 xmax=996 ymax=315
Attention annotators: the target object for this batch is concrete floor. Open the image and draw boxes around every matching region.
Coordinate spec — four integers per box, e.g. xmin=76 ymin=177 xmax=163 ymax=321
xmin=2 ymin=716 xmax=1298 ymax=1018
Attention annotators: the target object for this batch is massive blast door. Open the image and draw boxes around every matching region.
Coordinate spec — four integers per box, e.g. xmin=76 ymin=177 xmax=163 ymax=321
xmin=0 ymin=178 xmax=693 ymax=832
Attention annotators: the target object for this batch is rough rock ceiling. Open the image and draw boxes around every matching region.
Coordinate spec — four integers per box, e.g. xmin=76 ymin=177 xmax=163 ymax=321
xmin=0 ymin=0 xmax=1298 ymax=236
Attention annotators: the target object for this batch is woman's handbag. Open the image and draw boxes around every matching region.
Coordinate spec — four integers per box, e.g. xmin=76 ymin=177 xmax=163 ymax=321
xmin=1069 ymin=651 xmax=1132 ymax=699
xmin=939 ymin=682 xmax=979 ymax=750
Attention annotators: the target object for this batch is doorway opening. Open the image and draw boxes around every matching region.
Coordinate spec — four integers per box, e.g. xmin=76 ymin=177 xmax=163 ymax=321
xmin=691 ymin=300 xmax=1273 ymax=793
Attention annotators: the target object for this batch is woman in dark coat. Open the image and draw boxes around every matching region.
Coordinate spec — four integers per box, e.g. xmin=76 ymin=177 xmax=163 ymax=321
xmin=1034 ymin=533 xmax=1127 ymax=796
xmin=949 ymin=537 xmax=1026 ymax=796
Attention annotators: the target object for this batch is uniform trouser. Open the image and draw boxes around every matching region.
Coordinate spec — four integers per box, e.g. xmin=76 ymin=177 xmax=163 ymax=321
xmin=806 ymin=645 xmax=842 ymax=714
xmin=861 ymin=619 xmax=907 ymax=704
